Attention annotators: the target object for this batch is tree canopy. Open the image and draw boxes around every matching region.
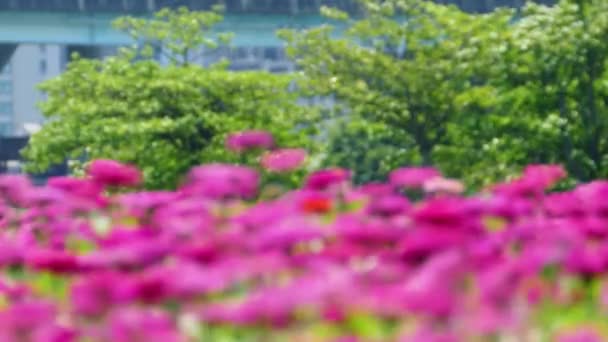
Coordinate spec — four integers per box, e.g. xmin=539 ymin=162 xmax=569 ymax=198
xmin=281 ymin=0 xmax=608 ymax=188
xmin=23 ymin=7 xmax=314 ymax=189
xmin=23 ymin=0 xmax=608 ymax=190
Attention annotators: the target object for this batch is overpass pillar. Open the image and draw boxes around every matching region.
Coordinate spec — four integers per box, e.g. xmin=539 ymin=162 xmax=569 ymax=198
xmin=0 ymin=44 xmax=16 ymax=71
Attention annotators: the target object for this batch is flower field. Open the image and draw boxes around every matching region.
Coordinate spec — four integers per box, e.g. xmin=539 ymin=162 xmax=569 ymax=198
xmin=2 ymin=134 xmax=608 ymax=341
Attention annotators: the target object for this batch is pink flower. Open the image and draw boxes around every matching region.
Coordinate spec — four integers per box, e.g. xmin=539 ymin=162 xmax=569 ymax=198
xmin=47 ymin=176 xmax=103 ymax=199
xmin=183 ymin=164 xmax=259 ymax=199
xmin=107 ymin=308 xmax=181 ymax=342
xmin=260 ymin=148 xmax=307 ymax=172
xmin=71 ymin=272 xmax=130 ymax=316
xmin=0 ymin=301 xmax=70 ymax=341
xmin=0 ymin=174 xmax=32 ymax=206
xmin=225 ymin=130 xmax=274 ymax=152
xmin=423 ymin=177 xmax=465 ymax=195
xmin=523 ymin=164 xmax=567 ymax=189
xmin=366 ymin=195 xmax=410 ymax=217
xmin=389 ymin=167 xmax=441 ymax=188
xmin=25 ymin=249 xmax=80 ymax=274
xmin=87 ymin=159 xmax=142 ymax=187
xmin=305 ymin=168 xmax=351 ymax=191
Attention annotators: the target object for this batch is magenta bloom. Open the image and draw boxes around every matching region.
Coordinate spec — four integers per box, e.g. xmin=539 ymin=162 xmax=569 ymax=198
xmin=0 ymin=300 xmax=75 ymax=342
xmin=71 ymin=272 xmax=130 ymax=316
xmin=253 ymin=217 xmax=324 ymax=251
xmin=108 ymin=308 xmax=181 ymax=342
xmin=523 ymin=164 xmax=567 ymax=189
xmin=184 ymin=164 xmax=259 ymax=199
xmin=305 ymin=168 xmax=351 ymax=191
xmin=79 ymin=238 xmax=170 ymax=271
xmin=575 ymin=181 xmax=608 ymax=216
xmin=358 ymin=182 xmax=395 ymax=197
xmin=87 ymin=159 xmax=142 ymax=187
xmin=389 ymin=167 xmax=441 ymax=188
xmin=25 ymin=249 xmax=80 ymax=274
xmin=225 ymin=130 xmax=274 ymax=152
xmin=117 ymin=191 xmax=176 ymax=219
xmin=47 ymin=176 xmax=103 ymax=199
xmin=0 ymin=174 xmax=32 ymax=206
xmin=412 ymin=197 xmax=470 ymax=227
xmin=261 ymin=148 xmax=307 ymax=172
xmin=366 ymin=195 xmax=410 ymax=217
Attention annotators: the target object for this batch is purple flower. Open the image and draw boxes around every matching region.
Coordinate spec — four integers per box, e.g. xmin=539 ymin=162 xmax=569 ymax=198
xmin=543 ymin=192 xmax=584 ymax=217
xmin=107 ymin=308 xmax=181 ymax=342
xmin=0 ymin=174 xmax=32 ymax=206
xmin=24 ymin=187 xmax=66 ymax=208
xmin=523 ymin=164 xmax=567 ymax=189
xmin=79 ymin=238 xmax=170 ymax=271
xmin=0 ymin=237 xmax=23 ymax=267
xmin=365 ymin=195 xmax=410 ymax=217
xmin=412 ymin=197 xmax=471 ymax=227
xmin=183 ymin=164 xmax=259 ymax=199
xmin=564 ymin=238 xmax=608 ymax=276
xmin=423 ymin=177 xmax=464 ymax=195
xmin=25 ymin=249 xmax=80 ymax=274
xmin=116 ymin=191 xmax=176 ymax=220
xmin=151 ymin=198 xmax=215 ymax=237
xmin=87 ymin=159 xmax=142 ymax=187
xmin=260 ymin=148 xmax=307 ymax=172
xmin=575 ymin=181 xmax=608 ymax=216
xmin=400 ymin=328 xmax=458 ymax=342
xmin=335 ymin=214 xmax=405 ymax=244
xmin=305 ymin=168 xmax=351 ymax=191
xmin=163 ymin=261 xmax=230 ymax=299
xmin=484 ymin=195 xmax=533 ymax=220
xmin=225 ymin=130 xmax=274 ymax=152
xmin=233 ymin=200 xmax=295 ymax=231
xmin=399 ymin=229 xmax=467 ymax=265
xmin=389 ymin=167 xmax=441 ymax=188
xmin=47 ymin=176 xmax=103 ymax=199
xmin=398 ymin=251 xmax=465 ymax=318
xmin=357 ymin=182 xmax=395 ymax=197
xmin=71 ymin=272 xmax=131 ymax=317
xmin=252 ymin=217 xmax=324 ymax=251
xmin=0 ymin=300 xmax=63 ymax=341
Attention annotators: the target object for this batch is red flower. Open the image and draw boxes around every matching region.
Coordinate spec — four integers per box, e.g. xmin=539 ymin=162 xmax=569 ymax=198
xmin=300 ymin=197 xmax=333 ymax=214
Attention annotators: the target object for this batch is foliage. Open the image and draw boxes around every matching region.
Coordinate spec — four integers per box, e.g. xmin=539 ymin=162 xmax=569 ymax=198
xmin=439 ymin=0 xmax=608 ymax=187
xmin=112 ymin=5 xmax=233 ymax=65
xmin=23 ymin=7 xmax=314 ymax=189
xmin=281 ymin=0 xmax=608 ymax=188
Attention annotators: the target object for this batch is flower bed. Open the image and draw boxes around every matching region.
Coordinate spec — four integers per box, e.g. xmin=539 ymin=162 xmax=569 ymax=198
xmin=0 ymin=138 xmax=607 ymax=341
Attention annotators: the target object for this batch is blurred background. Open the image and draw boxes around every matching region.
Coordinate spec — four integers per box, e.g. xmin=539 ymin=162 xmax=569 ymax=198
xmin=0 ymin=0 xmax=562 ymax=184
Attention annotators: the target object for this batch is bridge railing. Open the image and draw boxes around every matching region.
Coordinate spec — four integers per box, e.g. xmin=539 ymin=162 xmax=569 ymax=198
xmin=0 ymin=136 xmax=68 ymax=180
xmin=0 ymin=0 xmax=555 ymax=15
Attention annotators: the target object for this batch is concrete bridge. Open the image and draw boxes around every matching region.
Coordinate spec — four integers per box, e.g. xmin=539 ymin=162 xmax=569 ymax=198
xmin=0 ymin=0 xmax=555 ymax=69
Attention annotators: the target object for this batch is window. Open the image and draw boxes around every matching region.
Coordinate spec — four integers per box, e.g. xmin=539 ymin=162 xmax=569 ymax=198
xmin=264 ymin=47 xmax=280 ymax=61
xmin=0 ymin=62 xmax=10 ymax=75
xmin=0 ymin=102 xmax=11 ymax=114
xmin=0 ymin=123 xmax=11 ymax=136
xmin=40 ymin=59 xmax=47 ymax=74
xmin=0 ymin=81 xmax=11 ymax=95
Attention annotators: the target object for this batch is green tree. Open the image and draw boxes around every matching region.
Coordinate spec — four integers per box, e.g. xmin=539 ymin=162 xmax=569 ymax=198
xmin=282 ymin=0 xmax=608 ymax=187
xmin=437 ymin=0 xmax=608 ymax=187
xmin=280 ymin=0 xmax=513 ymax=185
xmin=23 ymin=7 xmax=313 ymax=189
